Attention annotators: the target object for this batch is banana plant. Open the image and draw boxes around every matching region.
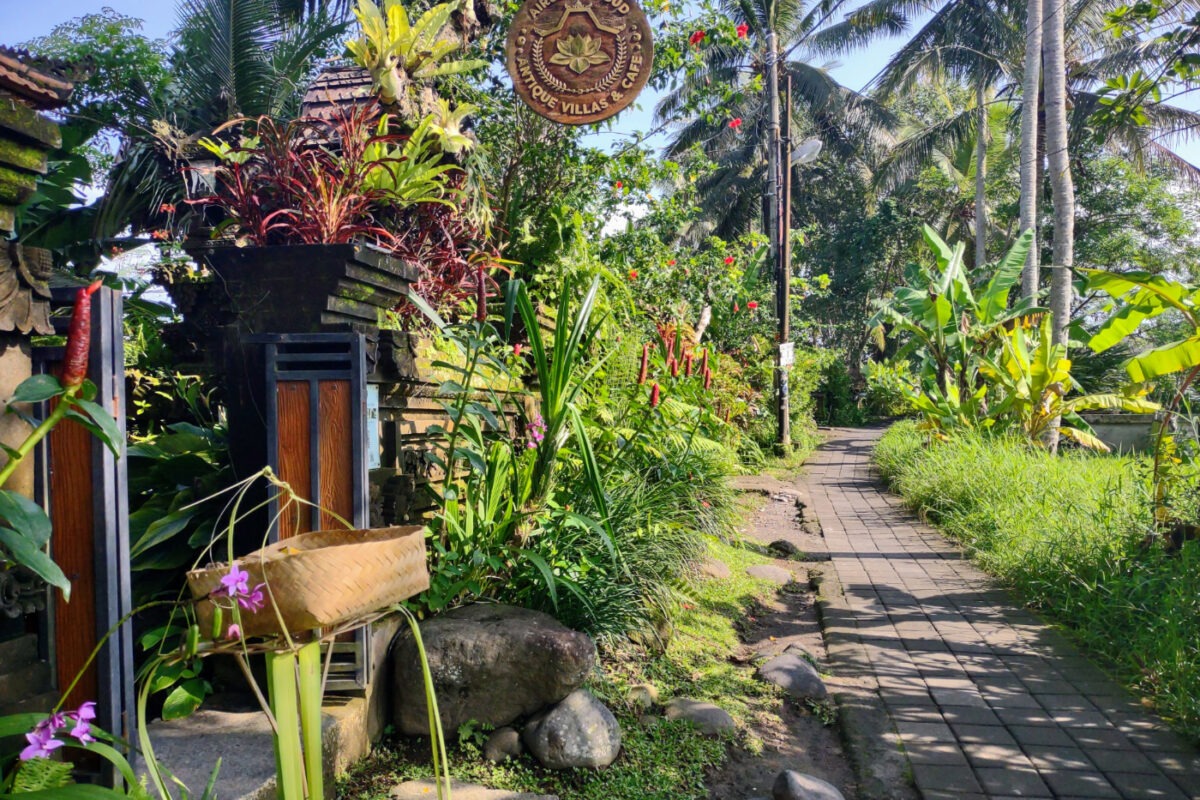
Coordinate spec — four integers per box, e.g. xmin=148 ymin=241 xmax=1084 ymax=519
xmin=347 ymin=0 xmax=487 ymax=115
xmin=1085 ymin=269 xmax=1200 ymax=528
xmin=870 ymin=226 xmax=1047 ymax=405
xmin=981 ymin=316 xmax=1159 ymax=450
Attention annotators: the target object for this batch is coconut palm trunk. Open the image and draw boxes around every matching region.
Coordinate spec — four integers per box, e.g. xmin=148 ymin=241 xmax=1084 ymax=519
xmin=1019 ymin=0 xmax=1042 ymax=298
xmin=974 ymin=81 xmax=988 ymax=267
xmin=1043 ymin=0 xmax=1074 ymax=348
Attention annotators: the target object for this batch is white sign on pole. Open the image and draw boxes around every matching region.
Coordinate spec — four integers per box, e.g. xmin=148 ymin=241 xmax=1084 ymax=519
xmin=779 ymin=342 xmax=795 ymax=368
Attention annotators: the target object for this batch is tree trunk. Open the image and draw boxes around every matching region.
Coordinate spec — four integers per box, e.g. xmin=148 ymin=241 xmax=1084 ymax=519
xmin=1019 ymin=0 xmax=1042 ymax=298
xmin=975 ymin=81 xmax=988 ymax=268
xmin=1043 ymin=0 xmax=1074 ymax=347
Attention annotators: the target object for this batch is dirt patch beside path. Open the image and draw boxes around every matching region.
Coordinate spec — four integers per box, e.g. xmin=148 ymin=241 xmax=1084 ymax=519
xmin=704 ymin=485 xmax=860 ymax=799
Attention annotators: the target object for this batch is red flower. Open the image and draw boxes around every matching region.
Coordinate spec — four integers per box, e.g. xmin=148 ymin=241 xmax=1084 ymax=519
xmin=689 ymin=30 xmax=706 ymax=45
xmin=63 ymin=281 xmax=103 ymax=388
xmin=704 ymin=367 xmax=713 ymax=390
xmin=667 ymin=259 xmax=676 ymax=266
xmin=729 ymin=118 xmax=743 ymax=129
xmin=733 ymin=301 xmax=740 ymax=313
xmin=670 ymin=357 xmax=679 ymax=378
xmin=650 ymin=383 xmax=661 ymax=407
xmin=475 ymin=265 xmax=488 ymax=322
xmin=724 ymin=255 xmax=735 ymax=265
xmin=151 ymin=230 xmax=169 ymax=241
xmin=737 ymin=22 xmax=749 ymax=37
xmin=628 ymin=269 xmax=638 ymax=280
xmin=638 ymin=343 xmax=649 ymax=385
xmin=684 ymin=353 xmax=694 ymax=376
xmin=514 ymin=343 xmax=523 ymax=357
xmin=615 ymin=180 xmax=624 ymax=190
xmin=747 ymin=301 xmax=759 ymax=310
xmin=159 ymin=202 xmax=176 ymax=214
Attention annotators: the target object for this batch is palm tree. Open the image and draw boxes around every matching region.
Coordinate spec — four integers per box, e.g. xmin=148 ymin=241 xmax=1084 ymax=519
xmin=1043 ymin=0 xmax=1075 ymax=347
xmin=1019 ymin=0 xmax=1041 ymax=297
xmin=871 ymin=0 xmax=1200 ymax=283
xmin=655 ymin=0 xmax=903 ymax=241
xmin=97 ymin=0 xmax=347 ymax=241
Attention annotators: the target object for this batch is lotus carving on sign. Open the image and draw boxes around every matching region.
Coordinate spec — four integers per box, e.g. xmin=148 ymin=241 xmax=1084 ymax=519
xmin=550 ymin=33 xmax=611 ymax=74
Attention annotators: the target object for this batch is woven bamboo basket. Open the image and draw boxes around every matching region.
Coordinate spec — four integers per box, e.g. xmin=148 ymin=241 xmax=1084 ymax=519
xmin=187 ymin=525 xmax=428 ymax=639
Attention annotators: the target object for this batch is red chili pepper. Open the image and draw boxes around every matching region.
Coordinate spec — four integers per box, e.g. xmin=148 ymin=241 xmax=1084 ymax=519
xmin=475 ymin=266 xmax=487 ymax=323
xmin=63 ymin=280 xmax=102 ymax=389
xmin=638 ymin=343 xmax=649 ymax=385
xmin=650 ymin=383 xmax=661 ymax=408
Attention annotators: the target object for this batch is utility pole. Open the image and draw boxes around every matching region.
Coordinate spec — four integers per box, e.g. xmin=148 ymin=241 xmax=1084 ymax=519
xmin=765 ymin=31 xmax=788 ymax=454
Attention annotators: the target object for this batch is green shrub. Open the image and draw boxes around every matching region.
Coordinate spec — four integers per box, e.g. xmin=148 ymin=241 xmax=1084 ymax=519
xmin=863 ymin=358 xmax=913 ymax=418
xmin=874 ymin=422 xmax=1200 ymax=737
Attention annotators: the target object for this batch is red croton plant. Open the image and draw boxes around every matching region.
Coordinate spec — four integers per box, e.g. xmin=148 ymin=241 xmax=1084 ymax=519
xmin=188 ymin=101 xmax=502 ymax=320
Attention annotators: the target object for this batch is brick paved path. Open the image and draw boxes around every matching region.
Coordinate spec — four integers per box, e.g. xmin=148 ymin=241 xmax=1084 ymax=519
xmin=804 ymin=428 xmax=1200 ymax=800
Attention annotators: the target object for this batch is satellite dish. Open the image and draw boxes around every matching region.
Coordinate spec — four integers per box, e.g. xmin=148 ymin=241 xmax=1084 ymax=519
xmin=791 ymin=138 xmax=823 ymax=165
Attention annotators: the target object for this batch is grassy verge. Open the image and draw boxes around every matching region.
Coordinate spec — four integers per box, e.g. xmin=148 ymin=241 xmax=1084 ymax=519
xmin=337 ymin=540 xmax=783 ymax=800
xmin=873 ymin=421 xmax=1200 ymax=739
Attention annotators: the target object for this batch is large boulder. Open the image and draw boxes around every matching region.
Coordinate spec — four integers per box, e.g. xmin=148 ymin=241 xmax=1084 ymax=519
xmin=391 ymin=604 xmax=596 ymax=736
xmin=522 ymin=689 xmax=621 ymax=769
xmin=772 ymin=771 xmax=844 ymax=800
xmin=757 ymin=653 xmax=828 ymax=701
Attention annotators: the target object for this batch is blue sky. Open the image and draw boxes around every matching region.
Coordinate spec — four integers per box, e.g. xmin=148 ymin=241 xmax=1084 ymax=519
xmin=7 ymin=0 xmax=1198 ymax=165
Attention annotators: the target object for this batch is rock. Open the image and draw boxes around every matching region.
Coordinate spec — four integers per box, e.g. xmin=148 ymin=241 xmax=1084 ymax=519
xmin=769 ymin=539 xmax=802 ymax=558
xmin=391 ymin=604 xmax=596 ymax=736
xmin=746 ymin=564 xmax=793 ymax=585
xmin=758 ymin=653 xmax=828 ymax=700
xmin=772 ymin=770 xmax=844 ymax=800
xmin=483 ymin=727 xmax=524 ymax=763
xmin=628 ymin=683 xmax=659 ymax=709
xmin=391 ymin=779 xmax=557 ymax=800
xmin=523 ymin=689 xmax=621 ymax=769
xmin=699 ymin=558 xmax=731 ymax=579
xmin=664 ymin=698 xmax=736 ymax=736
xmin=784 ymin=643 xmax=816 ymax=663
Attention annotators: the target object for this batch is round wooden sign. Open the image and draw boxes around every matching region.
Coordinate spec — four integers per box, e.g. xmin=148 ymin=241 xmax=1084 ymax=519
xmin=506 ymin=0 xmax=654 ymax=125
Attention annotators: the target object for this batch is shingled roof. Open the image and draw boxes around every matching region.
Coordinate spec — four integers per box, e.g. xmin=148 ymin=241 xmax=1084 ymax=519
xmin=300 ymin=64 xmax=378 ymax=122
xmin=0 ymin=46 xmax=83 ymax=110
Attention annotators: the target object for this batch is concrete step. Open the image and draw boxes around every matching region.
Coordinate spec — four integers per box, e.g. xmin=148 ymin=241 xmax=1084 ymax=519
xmin=0 ymin=633 xmax=38 ymax=668
xmin=0 ymin=659 xmax=51 ymax=700
xmin=0 ymin=689 xmax=59 ymax=718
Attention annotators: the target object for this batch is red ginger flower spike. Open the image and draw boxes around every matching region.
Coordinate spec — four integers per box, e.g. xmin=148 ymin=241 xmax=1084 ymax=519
xmin=704 ymin=367 xmax=713 ymax=390
xmin=733 ymin=301 xmax=740 ymax=313
xmin=699 ymin=348 xmax=709 ymax=375
xmin=685 ymin=353 xmax=694 ymax=376
xmin=747 ymin=301 xmax=759 ymax=310
xmin=737 ymin=22 xmax=749 ymax=37
xmin=638 ymin=343 xmax=650 ymax=385
xmin=670 ymin=357 xmax=679 ymax=378
xmin=63 ymin=280 xmax=103 ymax=389
xmin=689 ymin=30 xmax=706 ymax=45
xmin=650 ymin=383 xmax=661 ymax=407
xmin=729 ymin=118 xmax=743 ymax=129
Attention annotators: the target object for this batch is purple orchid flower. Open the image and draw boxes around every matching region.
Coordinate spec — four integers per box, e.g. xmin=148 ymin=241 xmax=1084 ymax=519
xmin=72 ymin=701 xmax=96 ymax=722
xmin=226 ymin=623 xmax=242 ymax=639
xmin=219 ymin=563 xmax=250 ymax=598
xmin=68 ymin=718 xmax=94 ymax=744
xmin=35 ymin=711 xmax=65 ymax=735
xmin=238 ymin=583 xmax=267 ymax=613
xmin=20 ymin=728 xmax=64 ymax=760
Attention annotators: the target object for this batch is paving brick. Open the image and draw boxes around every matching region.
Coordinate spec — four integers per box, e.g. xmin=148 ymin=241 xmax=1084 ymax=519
xmin=800 ymin=429 xmax=1200 ymax=800
xmin=974 ymin=766 xmax=1052 ymax=797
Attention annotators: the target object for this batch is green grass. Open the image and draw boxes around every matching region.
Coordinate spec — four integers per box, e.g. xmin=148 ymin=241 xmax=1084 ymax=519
xmin=337 ymin=540 xmax=784 ymax=800
xmin=874 ymin=422 xmax=1200 ymax=740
